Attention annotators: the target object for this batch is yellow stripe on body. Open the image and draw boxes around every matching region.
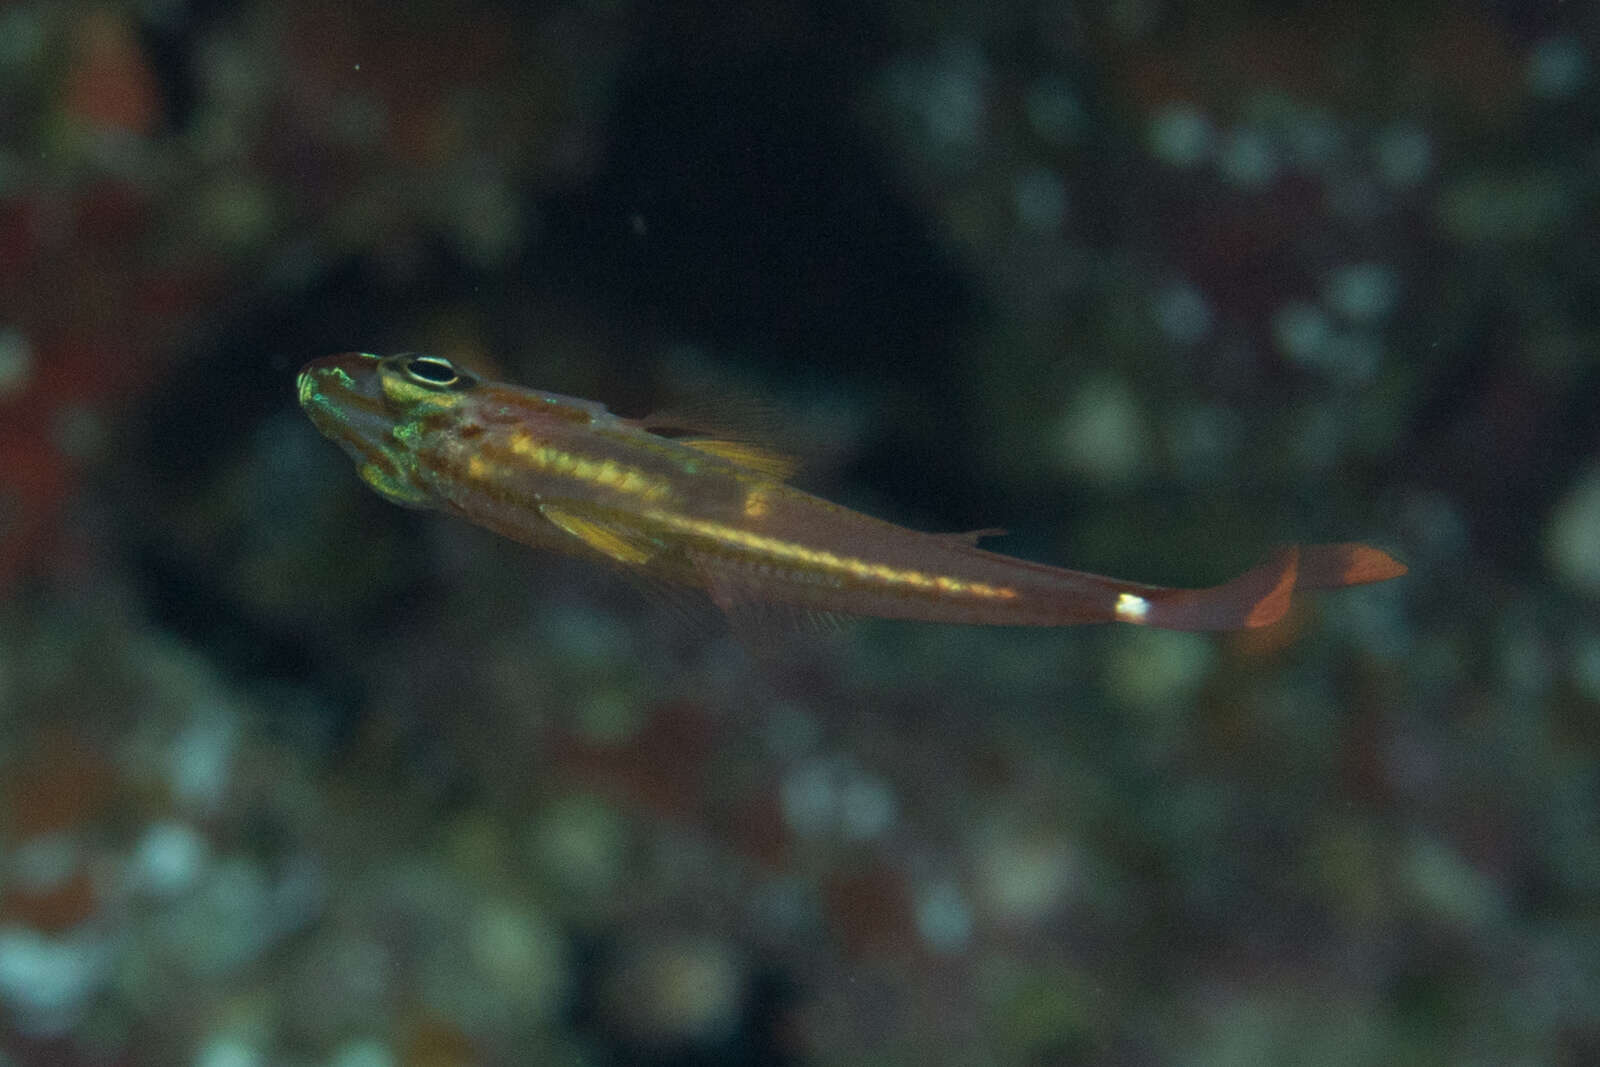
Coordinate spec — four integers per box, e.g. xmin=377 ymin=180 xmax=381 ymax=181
xmin=461 ymin=431 xmax=675 ymax=501
xmin=644 ymin=510 xmax=1017 ymax=600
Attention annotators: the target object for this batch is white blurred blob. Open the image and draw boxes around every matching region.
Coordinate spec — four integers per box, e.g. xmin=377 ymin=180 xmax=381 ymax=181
xmin=604 ymin=936 xmax=745 ymax=1045
xmin=194 ymin=1036 xmax=265 ymax=1067
xmin=169 ymin=710 xmax=241 ymax=811
xmin=1374 ymin=122 xmax=1432 ymax=189
xmin=1276 ymin=297 xmax=1383 ymax=385
xmin=1052 ymin=377 xmax=1146 ymax=486
xmin=1528 ymin=36 xmax=1588 ymax=100
xmin=1148 ymin=104 xmax=1213 ymax=168
xmin=1105 ymin=628 xmax=1215 ymax=709
xmin=1546 ymin=466 xmax=1600 ymax=596
xmin=1284 ymin=108 xmax=1344 ymax=173
xmin=1216 ymin=126 xmax=1280 ymax=188
xmin=779 ymin=757 xmax=897 ymax=842
xmin=531 ymin=794 xmax=628 ymax=897
xmin=976 ymin=831 xmax=1080 ymax=926
xmin=914 ymin=879 xmax=973 ymax=953
xmin=883 ymin=40 xmax=988 ymax=152
xmin=1323 ymin=262 xmax=1401 ymax=324
xmin=1273 ymin=301 xmax=1333 ymax=364
xmin=0 ymin=926 xmax=112 ymax=1036
xmin=129 ymin=821 xmax=209 ymax=897
xmin=328 ymin=1039 xmax=396 ymax=1067
xmin=1403 ymin=836 xmax=1503 ymax=930
xmin=838 ymin=774 xmax=897 ymax=842
xmin=1153 ymin=281 xmax=1213 ymax=345
xmin=466 ymin=899 xmax=568 ymax=1015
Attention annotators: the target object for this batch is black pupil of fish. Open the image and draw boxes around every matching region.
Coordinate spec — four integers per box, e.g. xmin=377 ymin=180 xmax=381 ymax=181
xmin=406 ymin=358 xmax=457 ymax=385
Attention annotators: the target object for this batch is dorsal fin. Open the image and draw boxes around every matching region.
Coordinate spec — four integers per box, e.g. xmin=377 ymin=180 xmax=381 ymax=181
xmin=678 ymin=438 xmax=800 ymax=481
xmin=933 ymin=527 xmax=1007 ymax=548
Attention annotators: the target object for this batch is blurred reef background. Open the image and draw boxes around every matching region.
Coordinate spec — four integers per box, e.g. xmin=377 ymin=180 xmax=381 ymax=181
xmin=1 ymin=1 xmax=1598 ymax=1064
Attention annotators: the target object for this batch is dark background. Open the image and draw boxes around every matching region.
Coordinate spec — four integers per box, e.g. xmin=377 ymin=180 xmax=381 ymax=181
xmin=0 ymin=1 xmax=1596 ymax=1063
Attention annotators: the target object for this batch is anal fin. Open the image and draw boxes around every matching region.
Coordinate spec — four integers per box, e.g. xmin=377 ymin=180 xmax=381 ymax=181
xmin=689 ymin=550 xmax=847 ymax=641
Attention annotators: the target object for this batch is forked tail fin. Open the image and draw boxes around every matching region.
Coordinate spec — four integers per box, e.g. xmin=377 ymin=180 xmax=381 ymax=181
xmin=1133 ymin=543 xmax=1405 ymax=632
xmin=1137 ymin=547 xmax=1300 ymax=631
xmin=1292 ymin=542 xmax=1408 ymax=590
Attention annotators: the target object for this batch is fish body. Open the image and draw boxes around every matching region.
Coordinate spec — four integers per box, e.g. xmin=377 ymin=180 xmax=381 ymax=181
xmin=297 ymin=352 xmax=1405 ymax=631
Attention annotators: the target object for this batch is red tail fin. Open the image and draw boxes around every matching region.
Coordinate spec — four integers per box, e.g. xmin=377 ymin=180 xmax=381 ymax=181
xmin=1293 ymin=542 xmax=1407 ymax=589
xmin=1140 ymin=547 xmax=1300 ymax=631
xmin=1134 ymin=542 xmax=1404 ymax=632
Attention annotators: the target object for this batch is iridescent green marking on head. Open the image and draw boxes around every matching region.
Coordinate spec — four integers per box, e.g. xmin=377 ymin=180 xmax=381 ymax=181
xmin=296 ymin=364 xmax=357 ymax=419
xmin=326 ymin=365 xmax=356 ymax=392
xmin=391 ymin=420 xmax=423 ymax=448
xmin=299 ymin=352 xmax=483 ymax=509
xmin=353 ymin=354 xmax=482 ymax=506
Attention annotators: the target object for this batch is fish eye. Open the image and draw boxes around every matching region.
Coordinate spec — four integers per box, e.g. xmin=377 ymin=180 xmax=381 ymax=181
xmin=397 ymin=354 xmax=473 ymax=389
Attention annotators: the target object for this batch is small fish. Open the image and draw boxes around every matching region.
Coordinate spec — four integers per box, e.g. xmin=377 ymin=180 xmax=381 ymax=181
xmin=297 ymin=352 xmax=1405 ymax=631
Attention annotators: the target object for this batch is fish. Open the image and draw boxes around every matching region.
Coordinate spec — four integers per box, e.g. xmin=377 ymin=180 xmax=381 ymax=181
xmin=296 ymin=352 xmax=1406 ymax=632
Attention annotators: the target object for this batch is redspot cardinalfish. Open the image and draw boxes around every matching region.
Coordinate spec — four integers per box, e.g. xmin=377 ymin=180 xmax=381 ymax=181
xmin=297 ymin=352 xmax=1405 ymax=631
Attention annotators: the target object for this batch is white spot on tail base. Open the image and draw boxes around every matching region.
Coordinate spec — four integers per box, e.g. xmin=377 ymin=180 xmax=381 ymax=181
xmin=1115 ymin=593 xmax=1150 ymax=624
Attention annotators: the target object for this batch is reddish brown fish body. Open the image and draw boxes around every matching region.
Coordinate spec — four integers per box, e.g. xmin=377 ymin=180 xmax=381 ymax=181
xmin=297 ymin=352 xmax=1406 ymax=631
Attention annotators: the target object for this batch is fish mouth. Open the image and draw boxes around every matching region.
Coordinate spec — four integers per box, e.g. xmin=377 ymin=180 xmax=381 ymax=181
xmin=296 ymin=352 xmax=386 ymax=438
xmin=297 ymin=351 xmax=380 ymax=402
xmin=295 ymin=366 xmax=324 ymax=411
xmin=296 ymin=352 xmax=431 ymax=506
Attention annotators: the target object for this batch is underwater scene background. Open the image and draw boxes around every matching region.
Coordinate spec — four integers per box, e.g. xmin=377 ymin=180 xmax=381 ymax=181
xmin=0 ymin=1 xmax=1596 ymax=1063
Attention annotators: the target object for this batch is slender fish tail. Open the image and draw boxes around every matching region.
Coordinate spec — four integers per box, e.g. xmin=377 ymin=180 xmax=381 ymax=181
xmin=1122 ymin=547 xmax=1299 ymax=631
xmin=1120 ymin=542 xmax=1406 ymax=631
xmin=1290 ymin=542 xmax=1408 ymax=590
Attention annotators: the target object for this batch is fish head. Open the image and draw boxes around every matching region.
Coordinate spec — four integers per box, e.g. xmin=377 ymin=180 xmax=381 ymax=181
xmin=296 ymin=351 xmax=479 ymax=507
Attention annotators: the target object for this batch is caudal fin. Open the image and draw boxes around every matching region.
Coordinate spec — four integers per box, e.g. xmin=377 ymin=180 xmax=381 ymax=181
xmin=1137 ymin=547 xmax=1300 ymax=631
xmin=1133 ymin=542 xmax=1405 ymax=632
xmin=1293 ymin=542 xmax=1407 ymax=589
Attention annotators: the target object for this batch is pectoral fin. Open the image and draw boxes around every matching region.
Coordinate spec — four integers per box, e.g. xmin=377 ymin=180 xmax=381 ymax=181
xmin=539 ymin=503 xmax=659 ymax=565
